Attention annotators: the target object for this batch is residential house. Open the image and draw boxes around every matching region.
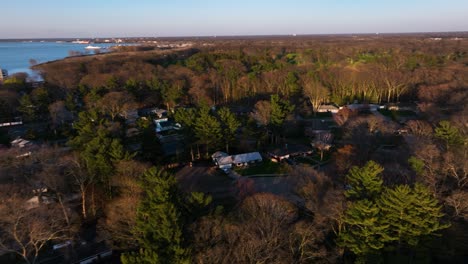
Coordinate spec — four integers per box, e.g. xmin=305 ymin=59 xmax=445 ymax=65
xmin=212 ymin=151 xmax=263 ymax=171
xmin=154 ymin=118 xmax=181 ymax=133
xmin=317 ymin=104 xmax=339 ymax=113
xmin=212 ymin=151 xmax=233 ymax=170
xmin=386 ymin=103 xmax=418 ymax=112
xmin=268 ymin=144 xmax=313 ymax=162
xmin=232 ymin=152 xmax=263 ymax=167
xmin=120 ymin=109 xmax=139 ymax=125
xmin=212 ymin=151 xmax=229 ymax=161
xmin=139 ymin=107 xmax=167 ymax=118
xmin=11 ymin=137 xmax=32 ymax=148
xmin=0 ymin=117 xmax=23 ymax=128
xmin=346 ymin=103 xmax=380 ymax=112
xmin=10 ymin=137 xmax=39 ymax=158
xmin=152 ymin=117 xmax=184 ymax=156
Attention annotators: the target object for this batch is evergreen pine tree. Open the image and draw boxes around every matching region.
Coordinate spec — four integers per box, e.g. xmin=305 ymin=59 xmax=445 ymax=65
xmin=17 ymin=94 xmax=36 ymax=122
xmin=338 ymin=199 xmax=391 ymax=257
xmin=68 ymin=110 xmax=102 ymax=149
xmin=69 ymin=110 xmax=130 ymax=196
xmin=285 ymin=71 xmax=300 ymax=96
xmin=109 ymin=138 xmax=133 ymax=162
xmin=122 ymin=167 xmax=189 ymax=264
xmin=269 ymin=94 xmax=294 ymax=143
xmin=408 ymin=156 xmax=425 ymax=176
xmin=270 ymin=94 xmax=294 ymax=128
xmin=434 ymin=120 xmax=463 ymax=150
xmin=345 ymin=160 xmax=384 ymax=201
xmin=174 ymin=107 xmax=197 ymax=130
xmin=378 ymin=184 xmax=449 ymax=248
xmin=121 ymin=249 xmax=159 ymax=264
xmin=217 ymin=107 xmax=240 ymax=153
xmin=194 ymin=106 xmax=222 ymax=156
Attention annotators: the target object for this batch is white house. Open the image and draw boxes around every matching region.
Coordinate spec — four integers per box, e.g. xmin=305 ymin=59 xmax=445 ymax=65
xmin=140 ymin=108 xmax=167 ymax=118
xmin=212 ymin=151 xmax=262 ymax=171
xmin=317 ymin=104 xmax=339 ymax=113
xmin=212 ymin=151 xmax=232 ymax=170
xmin=232 ymin=152 xmax=263 ymax=167
xmin=153 ymin=108 xmax=168 ymax=118
xmin=268 ymin=144 xmax=313 ymax=162
xmin=212 ymin=151 xmax=228 ymax=161
xmin=0 ymin=119 xmax=23 ymax=128
xmin=154 ymin=118 xmax=181 ymax=133
xmin=11 ymin=138 xmax=32 ymax=148
xmin=217 ymin=156 xmax=234 ymax=170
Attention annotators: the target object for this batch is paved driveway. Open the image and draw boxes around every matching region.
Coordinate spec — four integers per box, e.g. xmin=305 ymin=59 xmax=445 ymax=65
xmin=175 ymin=165 xmax=235 ymax=200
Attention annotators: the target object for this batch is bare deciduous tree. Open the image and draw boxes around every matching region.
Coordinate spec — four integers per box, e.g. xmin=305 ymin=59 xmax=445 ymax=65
xmin=446 ymin=191 xmax=468 ymax=220
xmin=443 ymin=151 xmax=468 ymax=189
xmin=333 ymin=107 xmax=357 ymax=127
xmin=0 ymin=192 xmax=69 ymax=264
xmin=31 ymin=147 xmax=75 ymax=227
xmin=301 ymin=74 xmax=330 ymax=115
xmin=48 ymin=101 xmax=73 ymax=130
xmin=406 ymin=120 xmax=434 ymax=138
xmin=98 ymin=160 xmax=148 ymax=249
xmin=251 ymin=100 xmax=271 ymax=127
xmin=64 ymin=154 xmax=94 ymax=219
xmin=97 ymin=91 xmax=137 ymax=120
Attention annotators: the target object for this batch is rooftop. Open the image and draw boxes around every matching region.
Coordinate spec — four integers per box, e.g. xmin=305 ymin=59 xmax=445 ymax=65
xmin=232 ymin=152 xmax=262 ymax=164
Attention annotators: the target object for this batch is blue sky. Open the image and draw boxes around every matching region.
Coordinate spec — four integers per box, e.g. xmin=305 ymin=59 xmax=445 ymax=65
xmin=0 ymin=0 xmax=466 ymax=38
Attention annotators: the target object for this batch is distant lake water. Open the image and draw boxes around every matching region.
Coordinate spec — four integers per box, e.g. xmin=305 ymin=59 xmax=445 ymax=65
xmin=0 ymin=41 xmax=125 ymax=79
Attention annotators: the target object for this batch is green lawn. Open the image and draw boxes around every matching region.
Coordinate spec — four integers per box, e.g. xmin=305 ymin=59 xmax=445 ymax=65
xmin=235 ymin=160 xmax=287 ymax=176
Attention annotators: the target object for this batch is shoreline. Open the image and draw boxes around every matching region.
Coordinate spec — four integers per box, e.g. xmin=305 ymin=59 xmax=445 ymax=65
xmin=0 ymin=43 xmax=136 ymax=76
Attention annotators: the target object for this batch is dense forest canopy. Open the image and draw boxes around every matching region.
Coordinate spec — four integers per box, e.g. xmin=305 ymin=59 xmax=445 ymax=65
xmin=0 ymin=35 xmax=467 ymax=263
xmin=30 ymin=36 xmax=468 ymax=108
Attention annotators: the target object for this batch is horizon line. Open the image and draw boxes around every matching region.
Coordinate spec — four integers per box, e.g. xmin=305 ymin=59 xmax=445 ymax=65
xmin=1 ymin=31 xmax=467 ymax=40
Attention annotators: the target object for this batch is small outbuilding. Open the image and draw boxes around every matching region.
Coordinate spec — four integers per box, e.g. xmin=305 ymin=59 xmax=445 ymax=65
xmin=317 ymin=104 xmax=339 ymax=113
xmin=268 ymin=144 xmax=313 ymax=162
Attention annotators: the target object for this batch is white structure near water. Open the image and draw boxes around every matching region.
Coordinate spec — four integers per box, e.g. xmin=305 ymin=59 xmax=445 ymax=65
xmin=0 ymin=68 xmax=8 ymax=82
